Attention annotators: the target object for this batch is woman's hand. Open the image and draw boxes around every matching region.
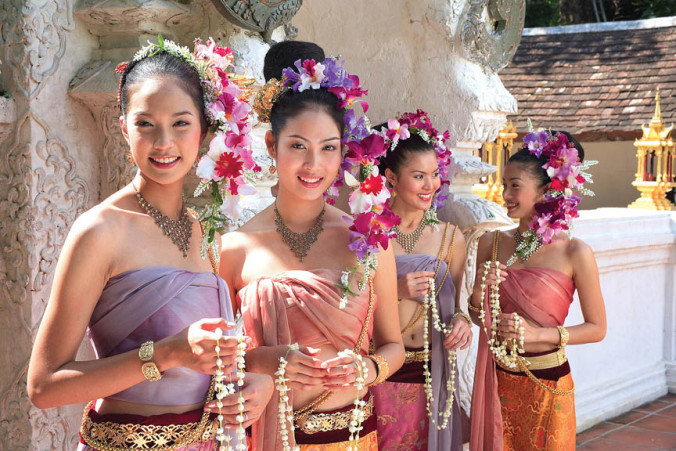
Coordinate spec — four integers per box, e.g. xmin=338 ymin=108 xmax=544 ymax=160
xmin=282 ymin=346 xmax=327 ymax=391
xmin=397 ymin=271 xmax=436 ymax=300
xmin=204 ymin=372 xmax=274 ymax=429
xmin=161 ymin=318 xmax=243 ymax=374
xmin=321 ymin=351 xmax=371 ymax=388
xmin=496 ymin=313 xmax=539 ymax=345
xmin=443 ymin=316 xmax=473 ymax=351
xmin=480 ymin=262 xmax=508 ymax=287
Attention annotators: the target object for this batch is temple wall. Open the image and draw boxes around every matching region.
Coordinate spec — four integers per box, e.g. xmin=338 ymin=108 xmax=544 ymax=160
xmin=580 ymin=141 xmax=638 ymax=210
xmin=567 ymin=209 xmax=675 ymax=431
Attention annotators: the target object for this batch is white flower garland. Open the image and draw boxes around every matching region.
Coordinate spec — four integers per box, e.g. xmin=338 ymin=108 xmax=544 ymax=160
xmin=275 ymin=344 xmax=299 ymax=451
xmin=214 ymin=329 xmax=247 ymax=451
xmin=339 ymin=350 xmax=368 ymax=451
xmin=274 ymin=347 xmax=369 ymax=451
xmin=422 ymin=277 xmax=457 ymax=430
xmin=479 ymin=262 xmax=525 ymax=369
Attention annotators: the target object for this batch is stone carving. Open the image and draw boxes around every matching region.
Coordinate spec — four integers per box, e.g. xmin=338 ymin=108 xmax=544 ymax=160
xmin=461 ymin=0 xmax=525 ymax=72
xmin=0 ymin=377 xmax=31 ymax=449
xmin=75 ymin=0 xmax=199 ymax=37
xmin=100 ymin=101 xmax=135 ymax=197
xmin=0 ymin=0 xmax=74 ymax=98
xmin=0 ymin=97 xmax=16 ymax=147
xmin=31 ymin=134 xmax=90 ymax=291
xmin=30 ymin=404 xmax=79 ymax=450
xmin=209 ymin=0 xmax=303 ymax=42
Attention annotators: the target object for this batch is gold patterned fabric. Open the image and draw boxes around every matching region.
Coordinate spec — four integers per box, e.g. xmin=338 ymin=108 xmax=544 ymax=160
xmin=497 ymin=371 xmax=576 ymax=451
xmin=297 ymin=431 xmax=379 ymax=451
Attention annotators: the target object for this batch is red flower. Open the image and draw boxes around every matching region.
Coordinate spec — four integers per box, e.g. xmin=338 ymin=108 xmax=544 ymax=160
xmin=215 ymin=152 xmax=243 ymax=180
xmin=213 ymin=45 xmax=233 ymax=59
xmin=360 ymin=174 xmax=384 ymax=195
xmin=302 ymin=59 xmax=318 ymax=75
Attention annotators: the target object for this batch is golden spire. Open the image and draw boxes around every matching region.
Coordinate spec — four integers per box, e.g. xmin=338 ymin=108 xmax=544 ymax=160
xmin=641 ymin=88 xmax=672 ymax=140
xmin=651 ymin=88 xmax=662 ymax=124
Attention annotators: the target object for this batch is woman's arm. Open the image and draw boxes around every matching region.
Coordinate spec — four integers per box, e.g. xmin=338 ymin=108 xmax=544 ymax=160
xmin=367 ymin=245 xmax=405 ymax=383
xmin=444 ymin=229 xmax=472 ymax=350
xmin=28 ymin=212 xmax=235 ymax=409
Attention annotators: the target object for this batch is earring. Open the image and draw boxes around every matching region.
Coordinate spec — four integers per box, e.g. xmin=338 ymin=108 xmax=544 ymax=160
xmin=269 ymin=164 xmax=276 ymax=175
xmin=391 ymin=186 xmax=397 ymax=198
xmin=127 ymin=151 xmax=134 ymax=164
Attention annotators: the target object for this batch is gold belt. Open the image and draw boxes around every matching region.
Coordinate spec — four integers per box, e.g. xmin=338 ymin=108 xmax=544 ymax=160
xmin=80 ymin=408 xmax=217 ymax=451
xmin=294 ymin=395 xmax=374 ymax=435
xmin=404 ymin=349 xmax=426 ymax=364
xmin=498 ymin=349 xmax=568 ymax=372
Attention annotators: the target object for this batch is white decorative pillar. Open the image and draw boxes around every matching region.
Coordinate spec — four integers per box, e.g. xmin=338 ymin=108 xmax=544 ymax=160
xmin=0 ymin=0 xmax=94 ymax=448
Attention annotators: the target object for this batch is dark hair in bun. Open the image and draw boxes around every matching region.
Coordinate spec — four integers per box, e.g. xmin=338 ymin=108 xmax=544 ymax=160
xmin=507 ymin=130 xmax=585 ymax=188
xmin=263 ymin=41 xmax=343 ymax=138
xmin=264 ymin=41 xmax=325 ymax=81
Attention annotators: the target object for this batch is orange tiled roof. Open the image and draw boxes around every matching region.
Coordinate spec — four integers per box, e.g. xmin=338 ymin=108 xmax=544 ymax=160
xmin=500 ymin=18 xmax=676 ymax=141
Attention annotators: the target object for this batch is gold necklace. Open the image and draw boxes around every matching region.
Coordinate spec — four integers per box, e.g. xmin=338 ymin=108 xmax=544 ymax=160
xmin=393 ymin=214 xmax=427 ymax=254
xmin=135 ymin=189 xmax=192 ymax=258
xmin=274 ymin=203 xmax=325 ymax=262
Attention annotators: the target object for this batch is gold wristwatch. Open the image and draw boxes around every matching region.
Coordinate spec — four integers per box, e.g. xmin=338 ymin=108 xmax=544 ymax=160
xmin=139 ymin=340 xmax=162 ymax=382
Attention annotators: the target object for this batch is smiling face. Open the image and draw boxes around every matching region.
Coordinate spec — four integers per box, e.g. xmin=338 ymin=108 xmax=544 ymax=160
xmin=502 ymin=162 xmax=549 ymax=219
xmin=386 ymin=149 xmax=440 ymax=212
xmin=266 ymin=107 xmax=342 ymax=202
xmin=121 ymin=76 xmax=205 ymax=186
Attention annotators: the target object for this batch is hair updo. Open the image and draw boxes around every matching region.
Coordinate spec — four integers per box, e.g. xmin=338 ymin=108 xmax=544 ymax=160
xmin=262 ymin=41 xmax=344 ymax=139
xmin=264 ymin=41 xmax=325 ymax=82
xmin=507 ymin=130 xmax=585 ymax=188
xmin=375 ymin=122 xmax=435 ymax=176
xmin=119 ymin=52 xmax=208 ymax=132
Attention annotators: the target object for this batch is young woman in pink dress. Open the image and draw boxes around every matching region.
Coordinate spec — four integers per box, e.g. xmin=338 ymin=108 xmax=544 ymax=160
xmin=219 ymin=52 xmax=405 ymax=450
xmin=469 ymin=130 xmax=607 ymax=451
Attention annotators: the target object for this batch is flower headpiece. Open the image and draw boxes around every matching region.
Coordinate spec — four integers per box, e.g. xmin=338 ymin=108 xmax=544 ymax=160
xmin=253 ymin=57 xmax=371 ymax=204
xmin=120 ymin=36 xmax=260 ymax=259
xmin=510 ymin=125 xmax=597 ymax=264
xmin=338 ymin=133 xmax=400 ymax=306
xmin=381 ymin=110 xmax=453 ymax=225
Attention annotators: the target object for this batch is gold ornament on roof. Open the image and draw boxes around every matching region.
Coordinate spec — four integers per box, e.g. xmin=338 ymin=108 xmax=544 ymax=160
xmin=628 ymin=89 xmax=675 ymax=210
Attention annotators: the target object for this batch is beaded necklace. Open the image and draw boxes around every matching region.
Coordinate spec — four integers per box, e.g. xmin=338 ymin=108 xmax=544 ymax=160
xmin=274 ymin=203 xmax=325 ymax=262
xmin=393 ymin=215 xmax=427 ymax=254
xmin=135 ymin=186 xmax=192 ymax=258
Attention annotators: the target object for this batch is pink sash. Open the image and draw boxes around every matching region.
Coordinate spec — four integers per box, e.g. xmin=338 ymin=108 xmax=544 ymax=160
xmin=238 ymin=269 xmax=373 ymax=451
xmin=470 ymin=268 xmax=574 ymax=451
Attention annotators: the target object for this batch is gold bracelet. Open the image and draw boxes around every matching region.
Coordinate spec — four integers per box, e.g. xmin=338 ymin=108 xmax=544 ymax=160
xmin=366 ymin=354 xmax=389 ymax=386
xmin=453 ymin=311 xmax=472 ymax=325
xmin=467 ymin=301 xmax=481 ymax=312
xmin=557 ymin=326 xmax=569 ymax=348
xmin=138 ymin=341 xmax=162 ymax=382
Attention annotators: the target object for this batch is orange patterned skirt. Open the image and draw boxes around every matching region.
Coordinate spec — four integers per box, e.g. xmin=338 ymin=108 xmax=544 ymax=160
xmin=497 ymin=370 xmax=576 ymax=451
xmin=297 ymin=431 xmax=379 ymax=451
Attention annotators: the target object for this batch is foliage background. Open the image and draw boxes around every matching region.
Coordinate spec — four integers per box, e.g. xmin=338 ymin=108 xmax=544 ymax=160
xmin=525 ymin=0 xmax=675 ymax=27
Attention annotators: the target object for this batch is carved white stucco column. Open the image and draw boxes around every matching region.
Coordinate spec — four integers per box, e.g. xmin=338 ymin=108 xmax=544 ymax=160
xmin=0 ymin=0 xmax=95 ymax=447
